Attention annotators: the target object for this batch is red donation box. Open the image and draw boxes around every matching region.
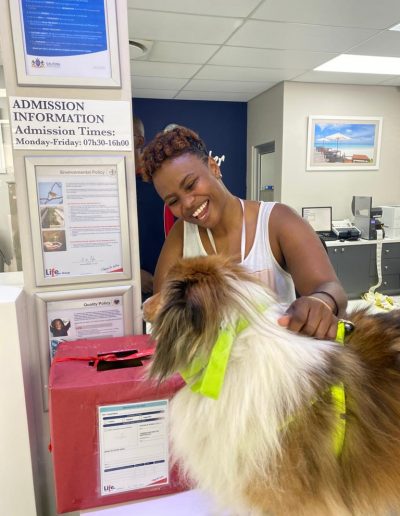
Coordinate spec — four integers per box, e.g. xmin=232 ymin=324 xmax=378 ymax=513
xmin=49 ymin=335 xmax=186 ymax=513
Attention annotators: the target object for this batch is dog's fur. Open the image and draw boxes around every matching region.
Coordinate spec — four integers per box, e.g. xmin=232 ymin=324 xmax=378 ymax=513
xmin=145 ymin=255 xmax=400 ymax=515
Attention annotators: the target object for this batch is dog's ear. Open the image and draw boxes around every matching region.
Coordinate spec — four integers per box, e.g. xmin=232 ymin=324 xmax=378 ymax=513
xmin=149 ymin=263 xmax=224 ymax=381
xmin=142 ymin=292 xmax=162 ymax=323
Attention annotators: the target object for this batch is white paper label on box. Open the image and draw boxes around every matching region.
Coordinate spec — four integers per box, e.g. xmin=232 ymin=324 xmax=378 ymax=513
xmin=98 ymin=400 xmax=169 ymax=495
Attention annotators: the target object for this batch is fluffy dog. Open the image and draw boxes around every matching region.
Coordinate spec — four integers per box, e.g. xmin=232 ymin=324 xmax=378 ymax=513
xmin=145 ymin=255 xmax=400 ymax=516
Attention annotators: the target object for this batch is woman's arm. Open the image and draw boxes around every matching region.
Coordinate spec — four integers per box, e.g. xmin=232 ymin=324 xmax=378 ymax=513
xmin=270 ymin=203 xmax=347 ymax=340
xmin=153 ymin=219 xmax=184 ymax=293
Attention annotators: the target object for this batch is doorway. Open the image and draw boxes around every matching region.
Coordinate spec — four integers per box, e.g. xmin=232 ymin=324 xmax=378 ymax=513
xmin=252 ymin=141 xmax=276 ymax=202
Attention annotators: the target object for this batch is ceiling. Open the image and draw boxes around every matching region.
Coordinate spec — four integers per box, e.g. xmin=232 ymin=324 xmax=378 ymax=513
xmin=128 ymin=0 xmax=400 ymax=101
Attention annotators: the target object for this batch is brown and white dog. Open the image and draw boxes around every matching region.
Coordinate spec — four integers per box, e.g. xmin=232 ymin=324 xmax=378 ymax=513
xmin=145 ymin=255 xmax=400 ymax=516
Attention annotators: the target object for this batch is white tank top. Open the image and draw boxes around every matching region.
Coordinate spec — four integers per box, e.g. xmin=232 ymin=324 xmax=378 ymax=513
xmin=183 ymin=201 xmax=296 ymax=307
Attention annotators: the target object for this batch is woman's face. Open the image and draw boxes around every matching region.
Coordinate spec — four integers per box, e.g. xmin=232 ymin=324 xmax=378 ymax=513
xmin=152 ymin=154 xmax=226 ymax=228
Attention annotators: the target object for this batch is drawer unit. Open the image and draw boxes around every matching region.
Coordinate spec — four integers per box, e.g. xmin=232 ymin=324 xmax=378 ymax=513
xmin=382 ymin=242 xmax=400 ymax=258
xmin=327 ymin=241 xmax=400 ymax=299
xmin=327 ymin=244 xmax=375 ymax=299
xmin=381 ymin=274 xmax=400 ymax=292
xmin=370 ymin=242 xmax=400 ymax=295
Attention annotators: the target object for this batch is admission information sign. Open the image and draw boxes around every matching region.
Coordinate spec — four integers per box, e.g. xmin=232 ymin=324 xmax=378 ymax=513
xmin=9 ymin=96 xmax=132 ymax=150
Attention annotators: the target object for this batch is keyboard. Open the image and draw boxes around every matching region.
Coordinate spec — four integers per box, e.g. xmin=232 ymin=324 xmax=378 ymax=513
xmin=318 ymin=231 xmax=338 ymax=241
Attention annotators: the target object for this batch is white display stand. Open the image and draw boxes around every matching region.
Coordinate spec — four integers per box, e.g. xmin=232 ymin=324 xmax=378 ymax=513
xmin=0 ymin=285 xmax=37 ymax=516
xmin=83 ymin=489 xmax=232 ymax=516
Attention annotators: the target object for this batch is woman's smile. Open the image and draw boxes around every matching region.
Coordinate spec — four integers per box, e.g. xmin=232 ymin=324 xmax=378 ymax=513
xmin=192 ymin=200 xmax=209 ymax=220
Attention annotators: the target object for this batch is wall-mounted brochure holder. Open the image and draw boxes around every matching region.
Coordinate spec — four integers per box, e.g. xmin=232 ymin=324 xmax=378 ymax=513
xmin=9 ymin=0 xmax=121 ymax=88
xmin=26 ymin=155 xmax=131 ymax=286
xmin=36 ymin=284 xmax=134 ymax=410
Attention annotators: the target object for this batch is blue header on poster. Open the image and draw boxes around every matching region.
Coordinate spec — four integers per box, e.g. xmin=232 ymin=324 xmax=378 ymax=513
xmin=21 ymin=0 xmax=108 ymax=57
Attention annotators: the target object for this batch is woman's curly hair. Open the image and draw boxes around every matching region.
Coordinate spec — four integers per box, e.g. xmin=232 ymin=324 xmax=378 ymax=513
xmin=141 ymin=126 xmax=208 ymax=182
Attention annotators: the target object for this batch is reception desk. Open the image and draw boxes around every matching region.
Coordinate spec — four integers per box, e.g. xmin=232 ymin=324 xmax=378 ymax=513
xmin=325 ymin=238 xmax=400 ymax=299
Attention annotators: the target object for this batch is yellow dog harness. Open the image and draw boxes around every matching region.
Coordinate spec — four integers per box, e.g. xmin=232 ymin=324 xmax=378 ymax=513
xmin=179 ymin=319 xmax=353 ymax=457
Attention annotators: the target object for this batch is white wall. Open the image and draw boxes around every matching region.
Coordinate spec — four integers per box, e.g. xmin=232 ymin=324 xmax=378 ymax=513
xmin=282 ymin=82 xmax=400 ymax=218
xmin=0 ymin=286 xmax=37 ymax=516
xmin=247 ymin=82 xmax=284 ymax=201
xmin=247 ymin=81 xmax=400 ymax=219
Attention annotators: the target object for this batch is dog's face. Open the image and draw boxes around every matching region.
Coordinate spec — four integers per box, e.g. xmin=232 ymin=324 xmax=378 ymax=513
xmin=148 ymin=255 xmax=262 ymax=381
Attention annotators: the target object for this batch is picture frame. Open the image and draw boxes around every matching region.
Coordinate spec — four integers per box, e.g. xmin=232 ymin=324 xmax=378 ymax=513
xmin=306 ymin=116 xmax=382 ymax=171
xmin=25 ymin=155 xmax=131 ymax=286
xmin=35 ymin=285 xmax=135 ymax=410
xmin=9 ymin=0 xmax=121 ymax=88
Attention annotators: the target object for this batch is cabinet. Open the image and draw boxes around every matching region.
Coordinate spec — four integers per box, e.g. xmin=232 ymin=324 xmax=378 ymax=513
xmin=370 ymin=242 xmax=400 ymax=296
xmin=327 ymin=244 xmax=375 ymax=299
xmin=327 ymin=241 xmax=400 ymax=299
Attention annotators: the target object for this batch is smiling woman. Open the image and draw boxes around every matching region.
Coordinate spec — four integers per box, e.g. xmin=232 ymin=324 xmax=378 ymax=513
xmin=142 ymin=126 xmax=348 ymax=340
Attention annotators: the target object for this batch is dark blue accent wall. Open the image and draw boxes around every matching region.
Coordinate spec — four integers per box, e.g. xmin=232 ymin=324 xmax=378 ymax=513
xmin=133 ymin=98 xmax=247 ymax=276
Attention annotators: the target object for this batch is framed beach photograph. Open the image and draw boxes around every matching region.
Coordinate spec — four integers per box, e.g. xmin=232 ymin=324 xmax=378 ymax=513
xmin=306 ymin=116 xmax=382 ymax=171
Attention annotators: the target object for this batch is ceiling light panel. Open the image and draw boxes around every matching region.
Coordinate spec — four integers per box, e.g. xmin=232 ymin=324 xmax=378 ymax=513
xmin=294 ymin=70 xmax=394 ymax=85
xmin=315 ymin=54 xmax=400 ymax=74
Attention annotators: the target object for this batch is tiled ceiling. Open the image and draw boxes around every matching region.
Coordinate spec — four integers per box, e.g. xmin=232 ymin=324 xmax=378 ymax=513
xmin=128 ymin=0 xmax=400 ymax=101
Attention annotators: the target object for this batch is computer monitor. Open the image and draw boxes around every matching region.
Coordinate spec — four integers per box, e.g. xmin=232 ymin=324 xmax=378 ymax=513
xmin=301 ymin=206 xmax=332 ymax=232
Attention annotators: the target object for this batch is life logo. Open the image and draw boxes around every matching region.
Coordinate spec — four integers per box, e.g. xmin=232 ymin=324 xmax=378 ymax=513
xmin=45 ymin=267 xmax=60 ymax=278
xmin=104 ymin=484 xmax=115 ymax=493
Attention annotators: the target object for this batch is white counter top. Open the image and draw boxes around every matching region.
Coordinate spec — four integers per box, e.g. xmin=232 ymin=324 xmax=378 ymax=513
xmin=325 ymin=238 xmax=400 ymax=247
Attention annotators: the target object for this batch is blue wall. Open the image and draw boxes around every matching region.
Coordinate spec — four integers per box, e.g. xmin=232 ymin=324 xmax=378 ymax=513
xmin=133 ymin=98 xmax=247 ymax=277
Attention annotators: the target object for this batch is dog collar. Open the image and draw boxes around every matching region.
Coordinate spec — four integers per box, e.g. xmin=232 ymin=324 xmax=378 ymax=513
xmin=179 ymin=317 xmax=249 ymax=400
xmin=331 ymin=319 xmax=354 ymax=456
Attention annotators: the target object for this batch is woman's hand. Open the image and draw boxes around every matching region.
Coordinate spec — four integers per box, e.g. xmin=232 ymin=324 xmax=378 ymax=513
xmin=277 ymin=295 xmax=338 ymax=340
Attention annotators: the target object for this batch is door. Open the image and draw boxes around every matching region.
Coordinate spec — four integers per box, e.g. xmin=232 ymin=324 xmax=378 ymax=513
xmin=252 ymin=141 xmax=276 ymax=202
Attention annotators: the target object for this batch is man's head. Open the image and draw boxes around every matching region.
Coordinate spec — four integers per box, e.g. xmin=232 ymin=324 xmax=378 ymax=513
xmin=133 ymin=114 xmax=145 ymax=175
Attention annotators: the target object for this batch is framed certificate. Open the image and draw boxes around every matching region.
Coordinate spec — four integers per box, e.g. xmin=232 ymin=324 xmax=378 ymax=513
xmin=26 ymin=155 xmax=131 ymax=286
xmin=36 ymin=285 xmax=134 ymax=409
xmin=9 ymin=0 xmax=121 ymax=87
